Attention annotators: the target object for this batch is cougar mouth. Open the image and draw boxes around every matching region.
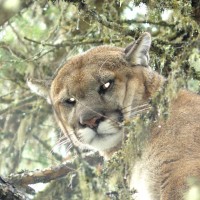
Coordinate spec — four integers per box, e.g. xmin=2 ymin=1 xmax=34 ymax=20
xmin=77 ymin=111 xmax=124 ymax=151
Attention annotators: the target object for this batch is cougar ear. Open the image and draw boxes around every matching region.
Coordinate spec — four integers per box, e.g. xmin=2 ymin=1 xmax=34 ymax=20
xmin=125 ymin=32 xmax=151 ymax=67
xmin=27 ymin=78 xmax=51 ymax=104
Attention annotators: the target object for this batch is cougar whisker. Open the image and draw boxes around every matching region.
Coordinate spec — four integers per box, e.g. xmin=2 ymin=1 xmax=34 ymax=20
xmin=55 ymin=136 xmax=69 ymax=145
xmin=51 ymin=139 xmax=70 ymax=152
xmin=121 ymin=103 xmax=150 ymax=111
xmin=122 ymin=106 xmax=151 ymax=115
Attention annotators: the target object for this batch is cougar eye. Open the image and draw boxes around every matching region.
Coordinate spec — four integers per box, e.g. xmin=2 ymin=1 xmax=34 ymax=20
xmin=99 ymin=80 xmax=113 ymax=95
xmin=103 ymin=82 xmax=111 ymax=89
xmin=62 ymin=98 xmax=76 ymax=106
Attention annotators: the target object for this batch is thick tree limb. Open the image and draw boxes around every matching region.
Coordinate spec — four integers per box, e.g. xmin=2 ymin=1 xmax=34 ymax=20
xmin=0 ymin=177 xmax=29 ymax=200
xmin=8 ymin=162 xmax=76 ymax=186
xmin=7 ymin=153 xmax=102 ymax=186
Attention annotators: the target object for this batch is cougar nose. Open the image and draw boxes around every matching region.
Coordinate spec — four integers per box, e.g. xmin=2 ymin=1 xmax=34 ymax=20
xmin=80 ymin=116 xmax=104 ymax=128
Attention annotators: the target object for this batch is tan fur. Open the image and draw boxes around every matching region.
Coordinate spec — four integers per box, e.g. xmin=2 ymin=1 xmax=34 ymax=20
xmin=131 ymin=90 xmax=200 ymax=200
xmin=28 ymin=33 xmax=200 ymax=200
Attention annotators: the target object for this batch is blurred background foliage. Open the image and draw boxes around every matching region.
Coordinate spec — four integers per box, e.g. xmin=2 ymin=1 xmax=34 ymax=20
xmin=0 ymin=0 xmax=200 ymax=199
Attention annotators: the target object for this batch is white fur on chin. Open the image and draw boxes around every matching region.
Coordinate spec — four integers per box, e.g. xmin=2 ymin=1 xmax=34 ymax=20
xmin=77 ymin=120 xmax=123 ymax=151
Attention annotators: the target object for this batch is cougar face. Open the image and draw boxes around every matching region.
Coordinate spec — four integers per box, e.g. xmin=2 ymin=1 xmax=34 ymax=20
xmin=51 ymin=57 xmax=128 ymax=151
xmin=28 ymin=33 xmax=164 ymax=155
xmin=47 ymin=33 xmax=163 ymax=154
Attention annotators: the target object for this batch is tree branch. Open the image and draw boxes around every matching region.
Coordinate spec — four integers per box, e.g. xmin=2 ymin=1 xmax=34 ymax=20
xmin=0 ymin=42 xmax=27 ymax=60
xmin=0 ymin=96 xmax=37 ymax=115
xmin=24 ymin=36 xmax=121 ymax=48
xmin=8 ymin=162 xmax=76 ymax=186
xmin=7 ymin=153 xmax=102 ymax=186
xmin=4 ymin=148 xmax=77 ymax=194
xmin=0 ymin=177 xmax=29 ymax=200
xmin=64 ymin=0 xmax=142 ymax=37
xmin=122 ymin=19 xmax=176 ymax=28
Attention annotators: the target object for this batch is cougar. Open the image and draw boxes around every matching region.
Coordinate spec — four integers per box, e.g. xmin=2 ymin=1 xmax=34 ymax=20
xmin=28 ymin=32 xmax=200 ymax=200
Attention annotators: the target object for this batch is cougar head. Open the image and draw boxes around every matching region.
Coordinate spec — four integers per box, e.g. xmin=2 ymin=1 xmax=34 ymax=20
xmin=28 ymin=33 xmax=164 ymax=157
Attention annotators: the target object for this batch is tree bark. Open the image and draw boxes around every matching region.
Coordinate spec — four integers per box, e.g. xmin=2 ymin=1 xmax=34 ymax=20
xmin=192 ymin=0 xmax=200 ymax=24
xmin=0 ymin=177 xmax=29 ymax=200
